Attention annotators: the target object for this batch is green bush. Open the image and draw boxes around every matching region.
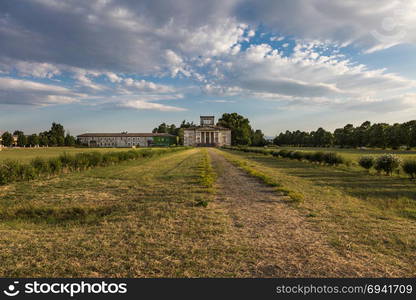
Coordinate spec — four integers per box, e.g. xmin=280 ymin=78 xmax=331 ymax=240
xmin=323 ymin=152 xmax=344 ymax=166
xmin=0 ymin=160 xmax=19 ymax=184
xmin=272 ymin=151 xmax=280 ymax=157
xmin=375 ymin=154 xmax=402 ymax=175
xmin=48 ymin=158 xmax=62 ymax=174
xmin=278 ymin=149 xmax=289 ymax=157
xmin=303 ymin=152 xmax=313 ymax=161
xmin=58 ymin=152 xmax=75 ymax=169
xmin=311 ymin=151 xmax=325 ymax=164
xmin=102 ymin=153 xmax=118 ymax=165
xmin=31 ymin=157 xmax=50 ymax=175
xmin=87 ymin=152 xmax=103 ymax=167
xmin=403 ymin=160 xmax=416 ymax=179
xmin=21 ymin=165 xmax=37 ymax=181
xmin=292 ymin=151 xmax=304 ymax=161
xmin=4 ymin=160 xmax=21 ymax=181
xmin=358 ymin=156 xmax=375 ymax=170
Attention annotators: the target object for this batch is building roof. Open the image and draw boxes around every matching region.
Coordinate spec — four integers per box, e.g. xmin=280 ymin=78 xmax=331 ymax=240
xmin=77 ymin=133 xmax=175 ymax=137
xmin=184 ymin=126 xmax=230 ymax=131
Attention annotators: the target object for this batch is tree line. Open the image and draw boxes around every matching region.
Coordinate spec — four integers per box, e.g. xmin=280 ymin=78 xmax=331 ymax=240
xmin=1 ymin=122 xmax=76 ymax=147
xmin=152 ymin=120 xmax=196 ymax=145
xmin=273 ymin=120 xmax=416 ymax=149
xmin=152 ymin=113 xmax=267 ymax=146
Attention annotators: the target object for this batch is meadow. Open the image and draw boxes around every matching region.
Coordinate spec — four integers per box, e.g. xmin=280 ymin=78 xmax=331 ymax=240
xmin=0 ymin=146 xmax=415 ymax=277
xmin=219 ymin=149 xmax=416 ymax=275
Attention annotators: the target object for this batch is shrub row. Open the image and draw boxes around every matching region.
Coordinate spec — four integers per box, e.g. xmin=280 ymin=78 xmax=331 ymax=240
xmin=0 ymin=147 xmax=188 ymax=185
xmin=223 ymin=146 xmax=345 ymax=166
xmin=223 ymin=146 xmax=416 ymax=180
xmin=359 ymin=154 xmax=416 ymax=178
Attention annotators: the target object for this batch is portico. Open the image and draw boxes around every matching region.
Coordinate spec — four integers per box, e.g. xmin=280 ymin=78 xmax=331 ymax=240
xmin=183 ymin=116 xmax=231 ymax=147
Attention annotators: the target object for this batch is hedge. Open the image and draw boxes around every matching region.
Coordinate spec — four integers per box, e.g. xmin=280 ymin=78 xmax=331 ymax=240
xmin=223 ymin=146 xmax=415 ymax=180
xmin=223 ymin=146 xmax=345 ymax=166
xmin=0 ymin=147 xmax=189 ymax=185
xmin=403 ymin=160 xmax=416 ymax=179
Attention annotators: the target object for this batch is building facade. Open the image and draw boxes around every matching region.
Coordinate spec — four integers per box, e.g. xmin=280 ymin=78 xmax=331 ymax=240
xmin=183 ymin=116 xmax=231 ymax=147
xmin=77 ymin=132 xmax=176 ymax=148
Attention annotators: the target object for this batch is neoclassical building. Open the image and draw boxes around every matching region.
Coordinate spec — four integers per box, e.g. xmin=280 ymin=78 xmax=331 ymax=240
xmin=183 ymin=116 xmax=231 ymax=147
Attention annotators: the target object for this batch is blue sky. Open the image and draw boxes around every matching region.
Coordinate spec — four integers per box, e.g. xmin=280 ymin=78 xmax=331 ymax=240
xmin=0 ymin=0 xmax=415 ymax=136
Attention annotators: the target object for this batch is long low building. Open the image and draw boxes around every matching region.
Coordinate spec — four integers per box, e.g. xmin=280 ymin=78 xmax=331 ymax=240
xmin=77 ymin=132 xmax=176 ymax=147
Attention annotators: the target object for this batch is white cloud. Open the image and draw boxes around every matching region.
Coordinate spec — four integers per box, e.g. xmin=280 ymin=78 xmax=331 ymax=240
xmin=247 ymin=29 xmax=255 ymax=37
xmin=270 ymin=36 xmax=285 ymax=42
xmin=0 ymin=77 xmax=81 ymax=105
xmin=15 ymin=61 xmax=61 ymax=78
xmin=0 ymin=0 xmax=415 ymax=116
xmin=123 ymin=78 xmax=176 ymax=93
xmin=197 ymin=42 xmax=415 ymax=110
xmin=105 ymin=72 xmax=123 ymax=83
xmin=234 ymin=0 xmax=416 ymax=53
xmin=118 ymin=99 xmax=187 ymax=111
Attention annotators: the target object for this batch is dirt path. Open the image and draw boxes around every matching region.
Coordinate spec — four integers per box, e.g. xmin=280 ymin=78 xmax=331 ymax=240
xmin=209 ymin=148 xmax=385 ymax=277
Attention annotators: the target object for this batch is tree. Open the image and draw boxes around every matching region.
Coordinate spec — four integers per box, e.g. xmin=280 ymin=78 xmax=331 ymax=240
xmin=17 ymin=132 xmax=27 ymax=147
xmin=152 ymin=120 xmax=196 ymax=145
xmin=50 ymin=122 xmax=65 ymax=139
xmin=1 ymin=132 xmax=13 ymax=147
xmin=49 ymin=136 xmax=57 ymax=146
xmin=57 ymin=135 xmax=65 ymax=146
xmin=251 ymin=129 xmax=266 ymax=146
xmin=27 ymin=134 xmax=39 ymax=146
xmin=274 ymin=119 xmax=416 ymax=150
xmin=313 ymin=127 xmax=333 ymax=147
xmin=385 ymin=123 xmax=402 ymax=149
xmin=39 ymin=132 xmax=49 ymax=146
xmin=369 ymin=123 xmax=389 ymax=148
xmin=153 ymin=123 xmax=169 ymax=134
xmin=217 ymin=113 xmax=253 ymax=145
xmin=64 ymin=134 xmax=76 ymax=146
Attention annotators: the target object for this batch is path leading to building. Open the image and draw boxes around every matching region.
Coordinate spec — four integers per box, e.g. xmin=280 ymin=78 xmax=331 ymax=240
xmin=209 ymin=148 xmax=386 ymax=277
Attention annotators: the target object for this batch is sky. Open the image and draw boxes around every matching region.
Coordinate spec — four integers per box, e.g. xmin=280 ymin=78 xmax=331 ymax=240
xmin=0 ymin=0 xmax=415 ymax=136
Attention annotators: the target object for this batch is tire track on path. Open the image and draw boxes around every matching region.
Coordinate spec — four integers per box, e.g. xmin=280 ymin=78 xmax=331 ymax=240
xmin=209 ymin=148 xmax=386 ymax=277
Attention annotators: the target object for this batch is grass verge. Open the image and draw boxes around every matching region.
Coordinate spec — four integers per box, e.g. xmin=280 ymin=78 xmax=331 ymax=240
xmin=195 ymin=149 xmax=217 ymax=207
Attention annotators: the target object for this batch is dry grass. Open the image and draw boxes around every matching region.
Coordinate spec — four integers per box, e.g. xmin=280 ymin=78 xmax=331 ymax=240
xmin=0 ymin=149 xmax=257 ymax=277
xmin=218 ymin=149 xmax=416 ymax=276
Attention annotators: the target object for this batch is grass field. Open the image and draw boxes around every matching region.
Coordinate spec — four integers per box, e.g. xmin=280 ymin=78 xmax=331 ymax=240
xmin=220 ymin=149 xmax=416 ymax=275
xmin=0 ymin=147 xmax=137 ymax=163
xmin=0 ymin=147 xmax=415 ymax=277
xmin=0 ymin=149 xmax=257 ymax=277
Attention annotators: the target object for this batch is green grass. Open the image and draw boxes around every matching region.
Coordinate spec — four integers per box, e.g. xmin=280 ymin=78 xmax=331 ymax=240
xmin=0 ymin=149 xmax=258 ymax=277
xmin=0 ymin=147 xmax=139 ymax=163
xmin=219 ymin=149 xmax=416 ymax=275
xmin=195 ymin=149 xmax=217 ymax=207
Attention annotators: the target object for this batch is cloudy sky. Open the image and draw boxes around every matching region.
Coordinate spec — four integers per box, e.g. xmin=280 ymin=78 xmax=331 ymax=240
xmin=0 ymin=0 xmax=415 ymax=136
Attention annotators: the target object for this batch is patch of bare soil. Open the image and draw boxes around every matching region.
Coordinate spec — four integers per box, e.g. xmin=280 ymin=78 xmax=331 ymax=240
xmin=209 ymin=149 xmax=388 ymax=277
